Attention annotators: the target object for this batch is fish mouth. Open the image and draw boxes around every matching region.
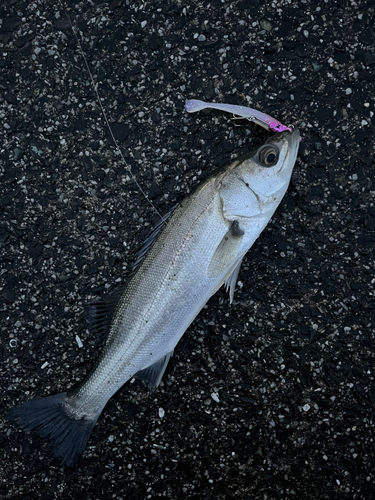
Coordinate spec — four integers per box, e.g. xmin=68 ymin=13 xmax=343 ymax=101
xmin=287 ymin=128 xmax=300 ymax=158
xmin=282 ymin=129 xmax=300 ymax=173
xmin=266 ymin=128 xmax=300 ymax=150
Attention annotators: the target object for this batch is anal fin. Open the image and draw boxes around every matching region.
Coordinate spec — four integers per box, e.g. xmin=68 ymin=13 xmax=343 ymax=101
xmin=134 ymin=351 xmax=174 ymax=391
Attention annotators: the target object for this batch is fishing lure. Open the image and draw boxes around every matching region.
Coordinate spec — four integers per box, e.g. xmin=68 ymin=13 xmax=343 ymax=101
xmin=185 ymin=99 xmax=292 ymax=134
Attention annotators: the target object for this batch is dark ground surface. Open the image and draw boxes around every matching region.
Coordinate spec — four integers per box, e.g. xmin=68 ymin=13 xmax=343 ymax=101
xmin=1 ymin=0 xmax=375 ymax=499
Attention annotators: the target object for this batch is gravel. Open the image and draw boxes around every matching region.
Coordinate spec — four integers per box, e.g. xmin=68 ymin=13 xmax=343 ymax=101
xmin=1 ymin=1 xmax=374 ymax=499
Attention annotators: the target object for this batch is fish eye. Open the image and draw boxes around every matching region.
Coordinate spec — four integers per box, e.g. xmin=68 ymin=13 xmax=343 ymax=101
xmin=259 ymin=145 xmax=279 ymax=167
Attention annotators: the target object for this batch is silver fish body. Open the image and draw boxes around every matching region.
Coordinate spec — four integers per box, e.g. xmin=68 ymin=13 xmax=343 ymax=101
xmin=7 ymin=129 xmax=300 ymax=466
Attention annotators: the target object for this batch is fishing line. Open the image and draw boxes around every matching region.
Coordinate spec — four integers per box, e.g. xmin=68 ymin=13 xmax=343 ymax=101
xmin=69 ymin=18 xmax=165 ymax=221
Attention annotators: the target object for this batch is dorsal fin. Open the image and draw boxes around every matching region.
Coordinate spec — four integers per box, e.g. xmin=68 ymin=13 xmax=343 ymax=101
xmin=84 ymin=208 xmax=176 ymax=345
xmin=84 ymin=287 xmax=125 ymax=345
xmin=131 ymin=205 xmax=177 ymax=270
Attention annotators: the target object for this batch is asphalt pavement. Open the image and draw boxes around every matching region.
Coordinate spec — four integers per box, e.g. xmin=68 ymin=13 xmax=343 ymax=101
xmin=1 ymin=0 xmax=374 ymax=499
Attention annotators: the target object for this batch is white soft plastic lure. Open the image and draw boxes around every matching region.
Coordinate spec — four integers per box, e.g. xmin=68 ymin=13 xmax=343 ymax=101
xmin=185 ymin=99 xmax=292 ymax=133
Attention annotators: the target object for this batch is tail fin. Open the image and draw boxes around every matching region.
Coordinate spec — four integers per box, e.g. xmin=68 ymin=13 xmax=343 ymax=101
xmin=7 ymin=393 xmax=97 ymax=467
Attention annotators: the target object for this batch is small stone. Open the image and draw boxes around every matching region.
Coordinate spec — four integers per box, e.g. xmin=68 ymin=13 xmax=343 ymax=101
xmin=211 ymin=392 xmax=220 ymax=403
xmin=148 ymin=32 xmax=162 ymax=50
xmin=260 ymin=19 xmax=272 ymax=32
xmin=14 ymin=148 xmax=24 ymax=161
xmin=75 ymin=335 xmax=83 ymax=348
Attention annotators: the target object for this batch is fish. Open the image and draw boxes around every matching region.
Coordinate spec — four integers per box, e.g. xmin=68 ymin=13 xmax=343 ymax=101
xmin=7 ymin=125 xmax=300 ymax=467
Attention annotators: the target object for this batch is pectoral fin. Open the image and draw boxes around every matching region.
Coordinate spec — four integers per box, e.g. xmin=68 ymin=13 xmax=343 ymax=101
xmin=207 ymin=221 xmax=244 ymax=278
xmin=134 ymin=351 xmax=174 ymax=391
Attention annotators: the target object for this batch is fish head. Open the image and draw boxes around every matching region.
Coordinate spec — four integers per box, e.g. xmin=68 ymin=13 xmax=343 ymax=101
xmin=219 ymin=128 xmax=300 ymax=220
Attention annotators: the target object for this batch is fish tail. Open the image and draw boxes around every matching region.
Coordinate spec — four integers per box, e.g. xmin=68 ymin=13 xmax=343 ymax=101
xmin=7 ymin=393 xmax=98 ymax=467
